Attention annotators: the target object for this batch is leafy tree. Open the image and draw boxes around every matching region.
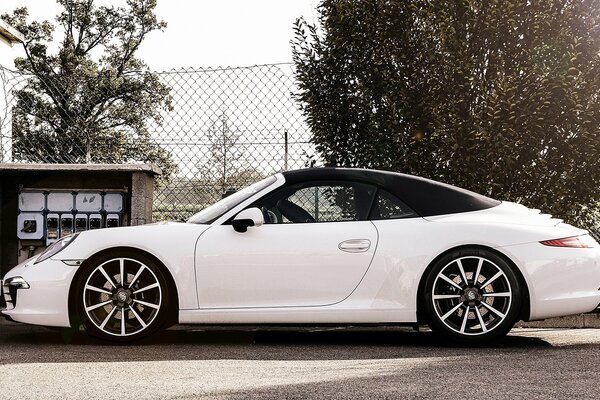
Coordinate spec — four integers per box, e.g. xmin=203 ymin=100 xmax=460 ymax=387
xmin=293 ymin=0 xmax=600 ymax=227
xmin=2 ymin=0 xmax=176 ymax=180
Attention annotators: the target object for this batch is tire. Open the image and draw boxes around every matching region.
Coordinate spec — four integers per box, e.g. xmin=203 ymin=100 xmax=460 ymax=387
xmin=72 ymin=251 xmax=171 ymax=342
xmin=422 ymin=248 xmax=522 ymax=344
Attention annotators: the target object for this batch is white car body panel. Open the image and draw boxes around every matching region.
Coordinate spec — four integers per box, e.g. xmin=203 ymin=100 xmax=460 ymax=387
xmin=499 ymin=243 xmax=600 ymax=319
xmin=425 ymin=201 xmax=567 ymax=228
xmin=47 ymin=222 xmax=210 ymax=309
xmin=1 ymin=258 xmax=75 ymax=327
xmin=2 ymin=171 xmax=600 ymax=332
xmin=195 ymin=221 xmax=378 ymax=308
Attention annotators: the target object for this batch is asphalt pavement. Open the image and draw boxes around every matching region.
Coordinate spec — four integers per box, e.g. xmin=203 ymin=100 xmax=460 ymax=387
xmin=1 ymin=318 xmax=599 ymax=399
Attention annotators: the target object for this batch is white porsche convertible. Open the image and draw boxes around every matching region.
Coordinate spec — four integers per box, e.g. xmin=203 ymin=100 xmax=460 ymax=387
xmin=2 ymin=168 xmax=600 ymax=343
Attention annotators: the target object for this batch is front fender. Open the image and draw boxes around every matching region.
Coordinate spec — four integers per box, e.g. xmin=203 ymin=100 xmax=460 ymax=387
xmin=54 ymin=223 xmax=210 ymax=309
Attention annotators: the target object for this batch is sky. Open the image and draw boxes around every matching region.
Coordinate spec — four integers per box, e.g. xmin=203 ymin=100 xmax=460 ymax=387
xmin=1 ymin=0 xmax=319 ymax=71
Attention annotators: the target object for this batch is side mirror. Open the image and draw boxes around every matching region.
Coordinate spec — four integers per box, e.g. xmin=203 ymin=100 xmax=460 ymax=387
xmin=231 ymin=207 xmax=264 ymax=233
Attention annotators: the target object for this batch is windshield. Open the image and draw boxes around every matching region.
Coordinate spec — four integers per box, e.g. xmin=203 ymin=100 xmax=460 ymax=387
xmin=186 ymin=176 xmax=277 ymax=224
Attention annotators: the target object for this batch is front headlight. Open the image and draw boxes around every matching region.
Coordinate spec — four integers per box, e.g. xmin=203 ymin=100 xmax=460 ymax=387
xmin=34 ymin=233 xmax=80 ymax=264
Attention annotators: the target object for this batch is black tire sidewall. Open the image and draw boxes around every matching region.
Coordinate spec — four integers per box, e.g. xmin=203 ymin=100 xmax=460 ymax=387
xmin=422 ymin=248 xmax=522 ymax=344
xmin=72 ymin=251 xmax=171 ymax=342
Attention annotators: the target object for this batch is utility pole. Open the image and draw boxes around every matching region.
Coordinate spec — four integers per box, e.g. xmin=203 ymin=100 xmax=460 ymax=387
xmin=222 ymin=112 xmax=228 ymax=193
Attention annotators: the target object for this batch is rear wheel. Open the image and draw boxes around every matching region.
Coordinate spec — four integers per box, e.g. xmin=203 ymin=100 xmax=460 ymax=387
xmin=422 ymin=249 xmax=522 ymax=344
xmin=73 ymin=252 xmax=171 ymax=341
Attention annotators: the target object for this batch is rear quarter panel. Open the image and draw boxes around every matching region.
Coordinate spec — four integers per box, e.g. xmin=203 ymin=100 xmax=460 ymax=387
xmin=352 ymin=215 xmax=588 ymax=322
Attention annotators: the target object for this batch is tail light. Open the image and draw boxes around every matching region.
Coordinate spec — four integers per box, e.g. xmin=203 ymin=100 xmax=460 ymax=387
xmin=540 ymin=234 xmax=598 ymax=248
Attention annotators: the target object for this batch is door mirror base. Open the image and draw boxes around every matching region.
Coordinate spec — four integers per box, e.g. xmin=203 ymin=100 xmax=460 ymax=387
xmin=231 ymin=208 xmax=264 ymax=233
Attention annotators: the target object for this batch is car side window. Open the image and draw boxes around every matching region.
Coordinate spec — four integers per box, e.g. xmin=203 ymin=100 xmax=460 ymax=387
xmin=286 ymin=185 xmax=355 ymax=223
xmin=254 ymin=182 xmax=375 ymax=224
xmin=370 ymin=189 xmax=418 ymax=220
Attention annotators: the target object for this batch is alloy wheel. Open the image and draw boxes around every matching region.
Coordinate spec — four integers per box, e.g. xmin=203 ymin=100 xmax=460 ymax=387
xmin=82 ymin=257 xmax=163 ymax=337
xmin=431 ymin=256 xmax=513 ymax=336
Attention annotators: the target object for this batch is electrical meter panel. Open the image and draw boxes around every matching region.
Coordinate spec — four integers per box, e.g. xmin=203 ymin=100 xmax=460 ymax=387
xmin=46 ymin=213 xmax=60 ymax=241
xmin=17 ymin=190 xmax=126 ymax=245
xmin=16 ymin=213 xmax=44 ymax=240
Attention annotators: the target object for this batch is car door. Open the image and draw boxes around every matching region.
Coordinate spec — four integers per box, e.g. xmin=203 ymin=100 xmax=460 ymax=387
xmin=195 ymin=181 xmax=379 ymax=308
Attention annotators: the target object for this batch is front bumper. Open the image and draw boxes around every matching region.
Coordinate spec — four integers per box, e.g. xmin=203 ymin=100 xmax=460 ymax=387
xmin=0 ymin=280 xmax=7 ymax=310
xmin=0 ymin=257 xmax=79 ymax=328
xmin=1 ymin=276 xmax=29 ymax=309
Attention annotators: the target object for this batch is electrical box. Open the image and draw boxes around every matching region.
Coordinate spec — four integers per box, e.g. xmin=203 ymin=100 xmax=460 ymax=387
xmin=17 ymin=190 xmax=126 ymax=245
xmin=1 ymin=163 xmax=160 ymax=274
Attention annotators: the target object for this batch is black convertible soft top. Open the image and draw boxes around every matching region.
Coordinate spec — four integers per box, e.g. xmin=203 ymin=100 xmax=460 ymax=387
xmin=281 ymin=168 xmax=500 ymax=217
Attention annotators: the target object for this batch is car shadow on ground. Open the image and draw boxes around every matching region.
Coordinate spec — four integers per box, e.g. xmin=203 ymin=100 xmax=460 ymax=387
xmin=1 ymin=319 xmax=552 ymax=351
xmin=155 ymin=325 xmax=553 ymax=348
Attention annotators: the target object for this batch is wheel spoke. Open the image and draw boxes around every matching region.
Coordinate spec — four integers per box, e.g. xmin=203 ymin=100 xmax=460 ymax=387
xmin=121 ymin=308 xmax=127 ymax=335
xmin=85 ymin=299 xmax=113 ymax=312
xmin=441 ymin=302 xmax=464 ymax=321
xmin=98 ymin=266 xmax=116 ymax=289
xmin=433 ymin=294 xmax=462 ymax=300
xmin=130 ymin=306 xmax=148 ymax=329
xmin=474 ymin=307 xmax=488 ymax=333
xmin=128 ymin=265 xmax=145 ymax=289
xmin=473 ymin=258 xmax=483 ymax=284
xmin=439 ymin=274 xmax=463 ymax=290
xmin=132 ymin=282 xmax=159 ymax=294
xmin=99 ymin=306 xmax=117 ymax=329
xmin=133 ymin=299 xmax=160 ymax=310
xmin=460 ymin=306 xmax=470 ymax=333
xmin=481 ymin=271 xmax=502 ymax=288
xmin=480 ymin=302 xmax=506 ymax=319
xmin=85 ymin=285 xmax=112 ymax=295
xmin=120 ymin=259 xmax=125 ymax=287
xmin=456 ymin=259 xmax=469 ymax=285
xmin=482 ymin=292 xmax=511 ymax=297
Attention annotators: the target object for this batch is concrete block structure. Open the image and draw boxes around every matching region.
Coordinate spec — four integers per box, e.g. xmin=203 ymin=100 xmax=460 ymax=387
xmin=0 ymin=163 xmax=160 ymax=276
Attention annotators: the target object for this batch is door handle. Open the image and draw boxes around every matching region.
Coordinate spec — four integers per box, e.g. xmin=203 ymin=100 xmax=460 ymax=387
xmin=338 ymin=239 xmax=371 ymax=253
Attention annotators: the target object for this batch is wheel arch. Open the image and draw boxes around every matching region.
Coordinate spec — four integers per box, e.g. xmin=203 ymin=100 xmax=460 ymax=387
xmin=67 ymin=246 xmax=180 ymax=329
xmin=416 ymin=244 xmax=531 ymax=324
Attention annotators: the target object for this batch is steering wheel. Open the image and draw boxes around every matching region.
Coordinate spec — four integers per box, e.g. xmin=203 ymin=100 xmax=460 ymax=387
xmin=261 ymin=207 xmax=279 ymax=223
xmin=276 ymin=199 xmax=316 ymax=223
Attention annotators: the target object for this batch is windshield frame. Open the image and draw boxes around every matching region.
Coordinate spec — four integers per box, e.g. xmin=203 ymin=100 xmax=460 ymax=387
xmin=186 ymin=175 xmax=279 ymax=225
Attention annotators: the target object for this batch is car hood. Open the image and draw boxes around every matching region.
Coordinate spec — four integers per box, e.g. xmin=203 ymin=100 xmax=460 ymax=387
xmin=56 ymin=221 xmax=212 ymax=261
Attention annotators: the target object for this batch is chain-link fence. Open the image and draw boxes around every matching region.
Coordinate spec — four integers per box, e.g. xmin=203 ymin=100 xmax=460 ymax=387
xmin=0 ymin=63 xmax=316 ymax=221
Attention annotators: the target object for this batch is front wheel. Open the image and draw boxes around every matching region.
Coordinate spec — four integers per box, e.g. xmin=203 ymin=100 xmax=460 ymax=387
xmin=73 ymin=252 xmax=171 ymax=341
xmin=422 ymin=249 xmax=523 ymax=344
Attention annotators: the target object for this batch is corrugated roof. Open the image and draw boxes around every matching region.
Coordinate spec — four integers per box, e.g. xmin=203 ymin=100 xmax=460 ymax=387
xmin=0 ymin=18 xmax=24 ymax=44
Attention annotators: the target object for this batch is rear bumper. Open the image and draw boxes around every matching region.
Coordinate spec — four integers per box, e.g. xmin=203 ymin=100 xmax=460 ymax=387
xmin=501 ymin=243 xmax=600 ymax=320
xmin=499 ymin=243 xmax=600 ymax=321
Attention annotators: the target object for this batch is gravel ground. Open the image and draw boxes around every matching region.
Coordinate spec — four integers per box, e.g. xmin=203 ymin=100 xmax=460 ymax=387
xmin=1 ymin=319 xmax=600 ymax=399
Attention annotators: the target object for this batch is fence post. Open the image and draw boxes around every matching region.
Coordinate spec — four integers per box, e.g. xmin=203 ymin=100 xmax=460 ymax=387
xmin=284 ymin=130 xmax=289 ymax=171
